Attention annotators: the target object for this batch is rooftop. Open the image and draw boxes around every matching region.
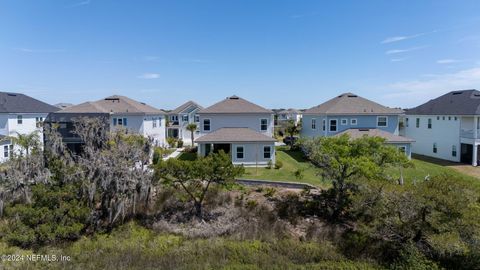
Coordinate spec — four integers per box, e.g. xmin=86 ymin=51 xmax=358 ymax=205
xmin=406 ymin=89 xmax=480 ymax=115
xmin=0 ymin=91 xmax=59 ymax=113
xmin=335 ymin=128 xmax=414 ymax=143
xmin=304 ymin=93 xmax=403 ymax=115
xmin=59 ymin=95 xmax=164 ymax=115
xmin=199 ymin=95 xmax=272 ymax=114
xmin=169 ymin=100 xmax=203 ymax=114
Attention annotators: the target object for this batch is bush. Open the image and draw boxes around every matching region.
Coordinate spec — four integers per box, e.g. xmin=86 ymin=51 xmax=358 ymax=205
xmin=294 ymin=168 xmax=304 ymax=180
xmin=4 ymin=183 xmax=90 ymax=248
xmin=177 ymin=139 xmax=184 ymax=148
xmin=275 ymin=160 xmax=283 ymax=169
xmin=166 ymin=137 xmax=177 ymax=148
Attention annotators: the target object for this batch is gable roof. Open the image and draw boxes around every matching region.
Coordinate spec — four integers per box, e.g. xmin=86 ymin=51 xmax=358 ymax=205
xmin=59 ymin=95 xmax=164 ymax=115
xmin=277 ymin=108 xmax=301 ymax=114
xmin=0 ymin=92 xmax=59 ymax=113
xmin=304 ymin=93 xmax=403 ymax=115
xmin=195 ymin=127 xmax=276 ymax=143
xmin=199 ymin=95 xmax=272 ymax=114
xmin=406 ymin=89 xmax=480 ymax=115
xmin=335 ymin=128 xmax=414 ymax=143
xmin=169 ymin=100 xmax=203 ymax=114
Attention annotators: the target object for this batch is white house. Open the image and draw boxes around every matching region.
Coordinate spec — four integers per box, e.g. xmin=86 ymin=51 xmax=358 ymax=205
xmin=167 ymin=101 xmax=203 ymax=146
xmin=195 ymin=95 xmax=276 ymax=166
xmin=405 ymin=89 xmax=480 ymax=166
xmin=0 ymin=91 xmax=59 ymax=162
xmin=276 ymin=108 xmax=302 ymax=124
xmin=301 ymin=93 xmax=414 ymax=158
xmin=45 ymin=95 xmax=166 ymax=153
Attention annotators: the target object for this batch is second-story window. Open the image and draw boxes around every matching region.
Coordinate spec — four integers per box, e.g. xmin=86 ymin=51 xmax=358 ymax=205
xmin=182 ymin=115 xmax=189 ymax=122
xmin=329 ymin=119 xmax=337 ymax=132
xmin=311 ymin=119 xmax=316 ymax=129
xmin=195 ymin=115 xmax=200 ymax=122
xmin=428 ymin=118 xmax=432 ymax=129
xmin=35 ymin=117 xmax=43 ymax=128
xmin=260 ymin=119 xmax=268 ymax=131
xmin=203 ymin=119 xmax=210 ymax=131
xmin=159 ymin=117 xmax=162 ymax=127
xmin=341 ymin=119 xmax=348 ymax=125
xmin=405 ymin=118 xmax=409 ymax=127
xmin=351 ymin=119 xmax=357 ymax=125
xmin=416 ymin=118 xmax=420 ymax=128
xmin=433 ymin=143 xmax=437 ymax=153
xmin=377 ymin=116 xmax=387 ymax=127
xmin=4 ymin=145 xmax=8 ymax=158
xmin=322 ymin=119 xmax=326 ymax=131
xmin=152 ymin=118 xmax=157 ymax=128
xmin=17 ymin=115 xmax=22 ymax=125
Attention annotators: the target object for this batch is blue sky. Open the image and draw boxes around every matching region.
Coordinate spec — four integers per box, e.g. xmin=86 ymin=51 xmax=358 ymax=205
xmin=1 ymin=1 xmax=479 ymax=110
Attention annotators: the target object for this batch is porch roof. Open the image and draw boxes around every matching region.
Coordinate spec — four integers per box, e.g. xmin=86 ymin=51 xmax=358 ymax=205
xmin=195 ymin=128 xmax=276 ymax=143
xmin=335 ymin=128 xmax=415 ymax=144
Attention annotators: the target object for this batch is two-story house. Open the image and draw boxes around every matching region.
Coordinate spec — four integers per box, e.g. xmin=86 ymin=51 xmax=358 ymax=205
xmin=166 ymin=101 xmax=203 ymax=146
xmin=276 ymin=108 xmax=302 ymax=125
xmin=301 ymin=93 xmax=414 ymax=158
xmin=0 ymin=91 xmax=59 ymax=162
xmin=405 ymin=89 xmax=480 ymax=166
xmin=195 ymin=95 xmax=276 ymax=166
xmin=45 ymin=95 xmax=166 ymax=153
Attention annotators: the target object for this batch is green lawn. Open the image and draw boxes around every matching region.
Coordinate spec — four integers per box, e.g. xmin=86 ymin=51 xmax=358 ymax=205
xmin=177 ymin=151 xmax=198 ymax=161
xmin=242 ymin=146 xmax=329 ymax=188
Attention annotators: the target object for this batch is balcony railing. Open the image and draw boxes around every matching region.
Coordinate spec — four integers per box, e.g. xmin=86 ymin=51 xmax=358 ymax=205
xmin=460 ymin=129 xmax=480 ymax=139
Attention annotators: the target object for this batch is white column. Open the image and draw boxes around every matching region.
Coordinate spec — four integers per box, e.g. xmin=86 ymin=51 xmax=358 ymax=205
xmin=474 ymin=117 xmax=478 ymax=139
xmin=473 ymin=144 xmax=478 ymax=166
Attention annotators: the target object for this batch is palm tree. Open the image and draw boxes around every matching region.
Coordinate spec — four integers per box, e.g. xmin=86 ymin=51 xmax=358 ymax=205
xmin=186 ymin=123 xmax=198 ymax=147
xmin=10 ymin=131 xmax=40 ymax=156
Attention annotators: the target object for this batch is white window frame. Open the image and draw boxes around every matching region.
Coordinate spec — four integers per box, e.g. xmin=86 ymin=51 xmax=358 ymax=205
xmin=311 ymin=118 xmax=316 ymax=130
xmin=452 ymin=145 xmax=457 ymax=157
xmin=152 ymin=117 xmax=157 ymax=128
xmin=17 ymin=115 xmax=22 ymax=125
xmin=405 ymin=118 xmax=409 ymax=127
xmin=203 ymin=118 xmax=211 ymax=131
xmin=260 ymin=118 xmax=268 ymax=131
xmin=194 ymin=115 xmax=200 ymax=122
xmin=159 ymin=117 xmax=162 ymax=127
xmin=341 ymin=118 xmax=348 ymax=125
xmin=377 ymin=116 xmax=388 ymax=127
xmin=322 ymin=119 xmax=326 ymax=131
xmin=182 ymin=115 xmax=189 ymax=122
xmin=236 ymin=145 xmax=244 ymax=160
xmin=263 ymin=146 xmax=272 ymax=159
xmin=427 ymin=118 xmax=432 ymax=129
xmin=329 ymin=119 xmax=337 ymax=132
xmin=3 ymin=145 xmax=8 ymax=158
xmin=350 ymin=118 xmax=357 ymax=125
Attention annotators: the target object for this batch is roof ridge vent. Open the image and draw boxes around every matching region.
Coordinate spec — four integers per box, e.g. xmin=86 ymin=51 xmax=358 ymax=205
xmin=347 ymin=94 xmax=358 ymax=98
xmin=452 ymin=91 xmax=463 ymax=95
xmin=228 ymin=95 xmax=240 ymax=100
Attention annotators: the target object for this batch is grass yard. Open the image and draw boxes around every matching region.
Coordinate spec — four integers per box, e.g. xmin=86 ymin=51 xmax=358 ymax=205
xmin=241 ymin=146 xmax=328 ymax=188
xmin=177 ymin=151 xmax=198 ymax=161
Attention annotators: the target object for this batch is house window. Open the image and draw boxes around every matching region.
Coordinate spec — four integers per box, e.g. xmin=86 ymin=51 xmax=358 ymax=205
xmin=171 ymin=115 xmax=178 ymax=121
xmin=182 ymin=115 xmax=189 ymax=122
xmin=311 ymin=119 xmax=316 ymax=130
xmin=159 ymin=117 xmax=162 ymax=127
xmin=152 ymin=118 xmax=157 ymax=128
xmin=437 ymin=116 xmax=440 ymax=120
xmin=442 ymin=116 xmax=445 ymax=120
xmin=35 ymin=117 xmax=43 ymax=128
xmin=123 ymin=118 xmax=127 ymax=126
xmin=454 ymin=117 xmax=458 ymax=121
xmin=195 ymin=115 xmax=200 ymax=122
xmin=9 ymin=145 xmax=13 ymax=157
xmin=329 ymin=119 xmax=337 ymax=132
xmin=448 ymin=116 xmax=451 ymax=120
xmin=351 ymin=119 xmax=357 ymax=125
xmin=3 ymin=145 xmax=8 ymax=158
xmin=322 ymin=119 xmax=326 ymax=131
xmin=433 ymin=143 xmax=437 ymax=153
xmin=236 ymin=146 xmax=244 ymax=159
xmin=203 ymin=119 xmax=211 ymax=131
xmin=341 ymin=119 xmax=348 ymax=125
xmin=116 ymin=118 xmax=127 ymax=126
xmin=428 ymin=118 xmax=432 ymax=129
xmin=260 ymin=119 xmax=268 ymax=131
xmin=452 ymin=145 xmax=457 ymax=157
xmin=377 ymin=116 xmax=388 ymax=127
xmin=263 ymin=146 xmax=271 ymax=159
xmin=113 ymin=118 xmax=117 ymax=126
xmin=416 ymin=118 xmax=420 ymax=128
xmin=118 ymin=118 xmax=123 ymax=125
xmin=17 ymin=115 xmax=22 ymax=124
xmin=405 ymin=118 xmax=409 ymax=127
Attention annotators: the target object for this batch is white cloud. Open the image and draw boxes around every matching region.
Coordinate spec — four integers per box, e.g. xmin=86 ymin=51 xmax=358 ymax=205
xmin=381 ymin=33 xmax=425 ymax=44
xmin=385 ymin=46 xmax=428 ymax=55
xmin=436 ymin=59 xmax=461 ymax=64
xmin=391 ymin=58 xmax=407 ymax=62
xmin=137 ymin=73 xmax=160 ymax=79
xmin=14 ymin=47 xmax=65 ymax=53
xmin=381 ymin=67 xmax=480 ymax=107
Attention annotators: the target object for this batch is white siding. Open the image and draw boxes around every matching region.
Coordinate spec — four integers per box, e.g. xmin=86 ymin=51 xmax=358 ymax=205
xmin=199 ymin=113 xmax=274 ymax=136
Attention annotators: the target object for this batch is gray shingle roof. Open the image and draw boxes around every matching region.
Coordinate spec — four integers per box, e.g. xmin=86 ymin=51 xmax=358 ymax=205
xmin=199 ymin=95 xmax=272 ymax=114
xmin=0 ymin=92 xmax=59 ymax=113
xmin=195 ymin=128 xmax=276 ymax=143
xmin=335 ymin=128 xmax=414 ymax=143
xmin=59 ymin=95 xmax=164 ymax=115
xmin=169 ymin=100 xmax=203 ymax=114
xmin=406 ymin=89 xmax=480 ymax=115
xmin=304 ymin=93 xmax=403 ymax=115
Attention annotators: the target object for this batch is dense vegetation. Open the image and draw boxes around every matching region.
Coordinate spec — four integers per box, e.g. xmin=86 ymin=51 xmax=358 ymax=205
xmin=0 ymin=122 xmax=479 ymax=269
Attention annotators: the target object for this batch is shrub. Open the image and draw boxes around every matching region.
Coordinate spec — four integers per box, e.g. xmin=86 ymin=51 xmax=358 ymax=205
xmin=263 ymin=187 xmax=277 ymax=198
xmin=275 ymin=160 xmax=283 ymax=169
xmin=4 ymin=183 xmax=90 ymax=248
xmin=177 ymin=139 xmax=184 ymax=148
xmin=293 ymin=168 xmax=304 ymax=180
xmin=166 ymin=137 xmax=177 ymax=148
